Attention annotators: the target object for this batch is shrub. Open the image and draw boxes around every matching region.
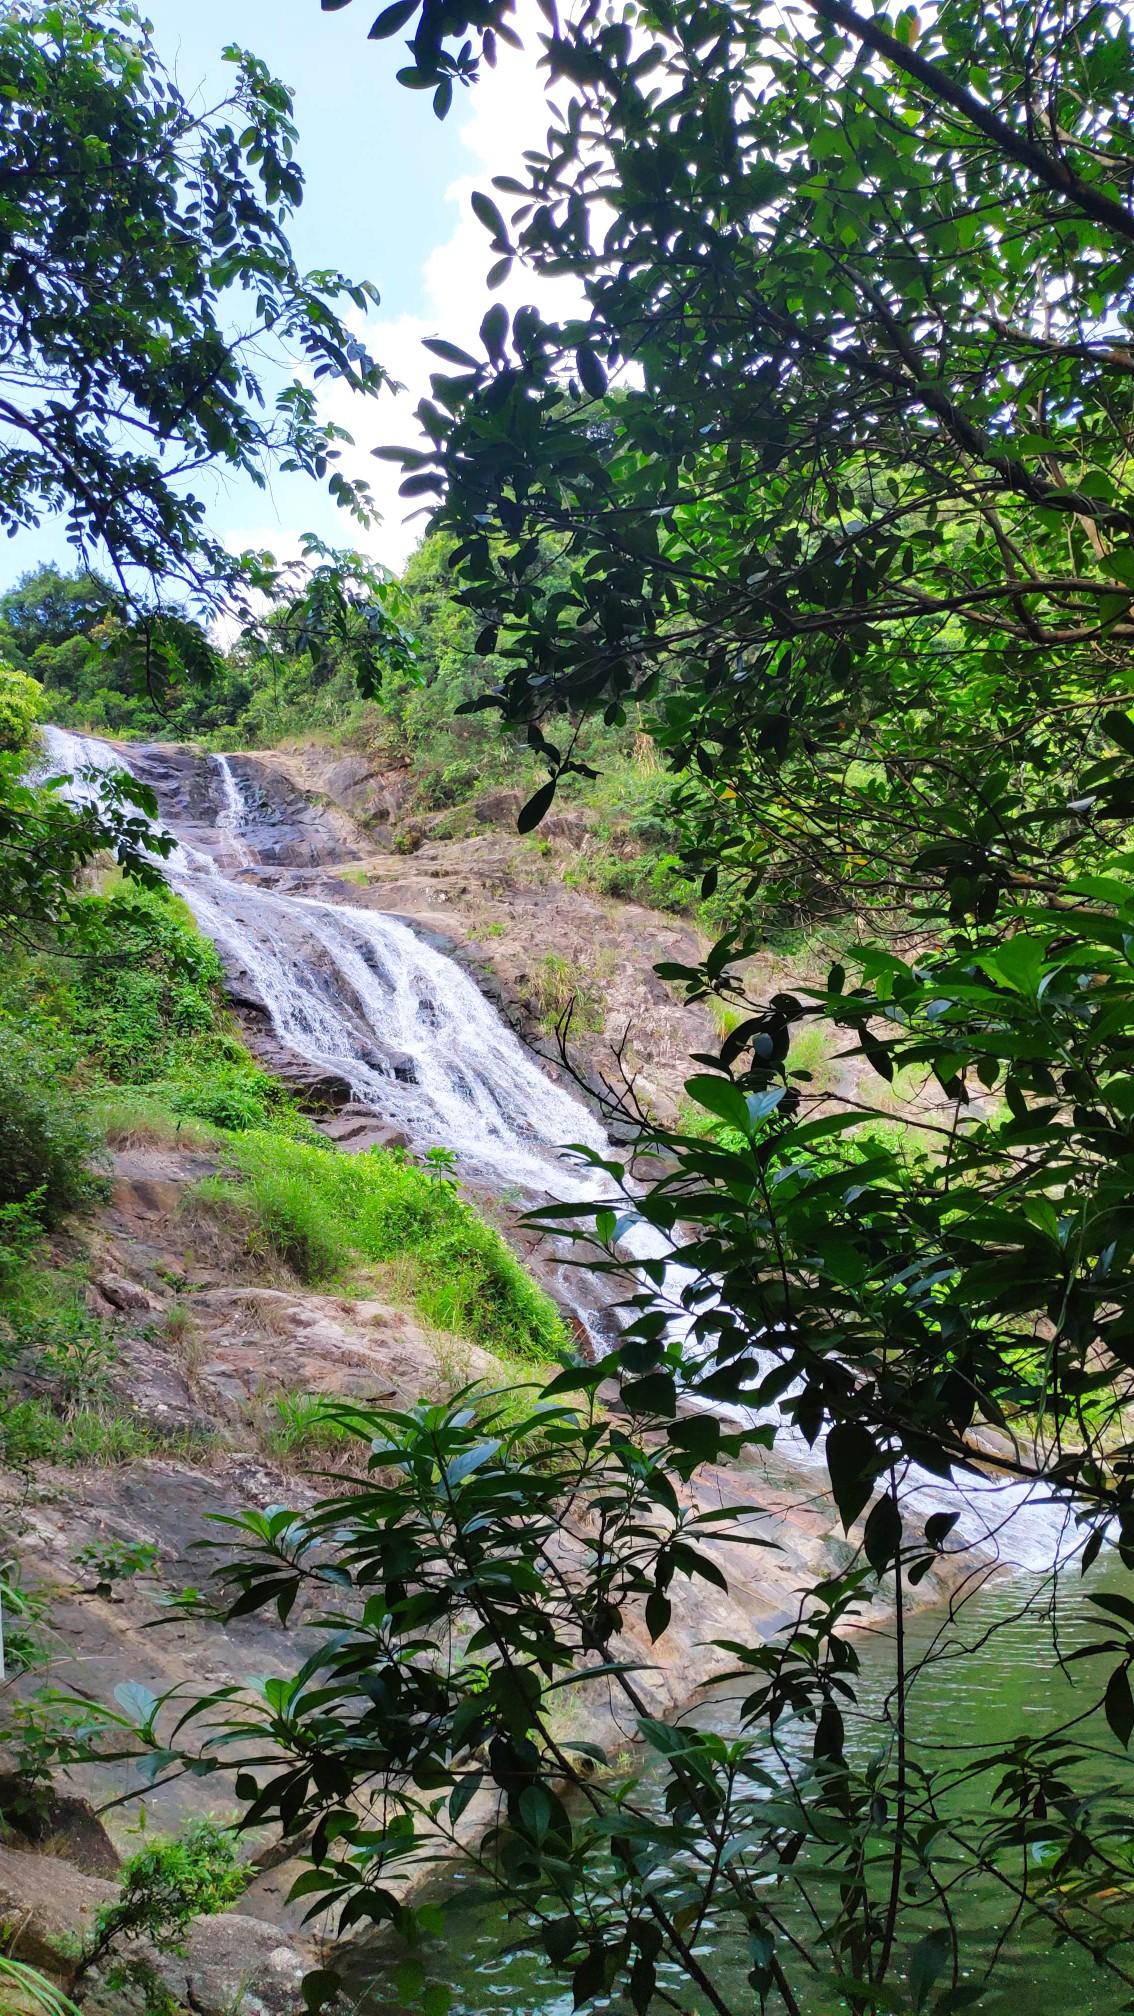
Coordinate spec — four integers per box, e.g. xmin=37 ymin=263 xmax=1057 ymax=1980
xmin=0 ymin=663 xmax=43 ymax=753
xmin=67 ymin=884 xmax=225 ymax=1083
xmin=194 ymin=1134 xmax=568 ymax=1361
xmin=165 ymin=1061 xmax=276 ymax=1133
xmin=0 ymin=1190 xmax=45 ymax=1292
xmin=0 ymin=1030 xmax=101 ymax=1223
xmin=82 ymin=1818 xmax=247 ymax=1976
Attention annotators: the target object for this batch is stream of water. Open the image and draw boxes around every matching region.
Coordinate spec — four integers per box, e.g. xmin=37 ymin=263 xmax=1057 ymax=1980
xmin=366 ymin=1562 xmax=1134 ymax=2016
xmin=34 ymin=726 xmax=1078 ymax=1563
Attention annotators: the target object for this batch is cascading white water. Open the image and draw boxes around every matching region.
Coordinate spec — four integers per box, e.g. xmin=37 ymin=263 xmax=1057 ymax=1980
xmin=33 ymin=723 xmax=1075 ymax=1571
xmin=36 ymin=724 xmax=610 ymax=1198
xmin=211 ymin=754 xmax=255 ymax=871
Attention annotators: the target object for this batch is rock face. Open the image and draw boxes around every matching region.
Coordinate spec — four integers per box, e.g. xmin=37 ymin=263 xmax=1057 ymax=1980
xmin=126 ymin=742 xmax=369 ymax=873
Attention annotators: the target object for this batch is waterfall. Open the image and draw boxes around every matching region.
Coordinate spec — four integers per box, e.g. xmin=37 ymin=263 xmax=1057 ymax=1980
xmin=32 ymin=724 xmax=1075 ymax=1572
xmin=211 ymin=754 xmax=255 ymax=871
xmin=36 ymin=724 xmax=609 ymax=1199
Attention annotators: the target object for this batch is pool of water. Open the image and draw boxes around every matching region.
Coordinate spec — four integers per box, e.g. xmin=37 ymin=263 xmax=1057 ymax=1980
xmin=350 ymin=1561 xmax=1134 ymax=2014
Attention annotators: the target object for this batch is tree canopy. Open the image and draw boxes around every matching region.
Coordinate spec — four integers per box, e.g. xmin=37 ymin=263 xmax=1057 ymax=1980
xmin=25 ymin=3 xmax=1134 ymax=2014
xmin=0 ymin=0 xmax=385 ymax=619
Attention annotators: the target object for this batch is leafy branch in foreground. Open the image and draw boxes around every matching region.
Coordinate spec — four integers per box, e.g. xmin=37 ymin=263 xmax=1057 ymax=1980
xmin=57 ymin=1362 xmax=1134 ymax=2015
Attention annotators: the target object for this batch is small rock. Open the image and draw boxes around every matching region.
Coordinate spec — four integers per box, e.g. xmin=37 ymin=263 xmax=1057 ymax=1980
xmin=92 ymin=1274 xmax=161 ymax=1315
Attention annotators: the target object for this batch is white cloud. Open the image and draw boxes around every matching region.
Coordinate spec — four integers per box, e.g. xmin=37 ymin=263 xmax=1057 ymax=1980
xmin=318 ymin=38 xmax=586 ymax=572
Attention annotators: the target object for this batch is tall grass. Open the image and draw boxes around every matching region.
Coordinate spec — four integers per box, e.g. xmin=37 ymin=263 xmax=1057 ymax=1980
xmin=191 ymin=1134 xmax=569 ymax=1362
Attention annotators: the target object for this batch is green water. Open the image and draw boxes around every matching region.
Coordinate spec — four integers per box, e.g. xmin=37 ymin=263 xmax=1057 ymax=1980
xmin=358 ymin=1565 xmax=1134 ymax=2015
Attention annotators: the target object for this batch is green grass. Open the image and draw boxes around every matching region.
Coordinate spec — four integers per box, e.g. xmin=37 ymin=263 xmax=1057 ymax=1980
xmin=89 ymin=1085 xmax=227 ymax=1153
xmin=528 ymin=950 xmax=608 ymax=1034
xmin=191 ymin=1133 xmax=569 ymax=1362
xmin=786 ymin=1020 xmax=838 ymax=1094
xmin=0 ymin=1395 xmax=211 ymax=1468
xmin=261 ymin=1388 xmax=358 ymax=1464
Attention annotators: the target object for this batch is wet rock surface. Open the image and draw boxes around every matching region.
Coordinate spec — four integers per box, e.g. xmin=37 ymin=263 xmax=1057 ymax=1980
xmin=127 ymin=741 xmax=367 ymax=873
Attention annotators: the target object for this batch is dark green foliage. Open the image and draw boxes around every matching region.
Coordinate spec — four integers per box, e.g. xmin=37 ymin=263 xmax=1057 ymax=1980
xmin=141 ymin=4 xmax=1134 ymax=2010
xmin=82 ymin=1818 xmax=246 ymax=1975
xmin=0 ymin=748 xmax=171 ymax=945
xmin=0 ymin=1024 xmax=100 ymax=1223
xmin=65 ymin=884 xmax=309 ymax=1134
xmin=67 ymin=886 xmax=225 ymax=1083
xmin=0 ymin=4 xmax=382 ymax=610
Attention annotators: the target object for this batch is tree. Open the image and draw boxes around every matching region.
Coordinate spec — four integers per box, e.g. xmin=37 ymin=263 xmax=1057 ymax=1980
xmin=0 ymin=1 xmax=409 ymax=935
xmin=44 ymin=3 xmax=1134 ymax=2011
xmin=139 ymin=2 xmax=1134 ymax=2011
xmin=0 ymin=1 xmax=385 ymax=621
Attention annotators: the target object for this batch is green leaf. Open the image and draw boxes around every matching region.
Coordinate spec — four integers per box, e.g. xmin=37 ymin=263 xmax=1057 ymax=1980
xmin=825 ymin=1422 xmax=880 ymax=1530
xmin=422 ymin=338 xmax=479 ymax=367
xmin=1104 ymin=709 xmax=1134 ymax=755
xmin=395 ymin=1959 xmax=425 ymax=2004
xmin=645 ymin=1589 xmax=671 ymax=1640
xmin=368 ymin=0 xmax=419 ymax=37
xmin=479 ymin=302 xmax=509 ymax=361
xmin=863 ymin=1491 xmax=902 ymax=1575
xmin=909 ymin=1928 xmax=950 ymax=2011
xmin=572 ymin=1944 xmax=607 ymax=2008
xmin=301 ymin=1971 xmax=342 ymax=2015
xmin=576 ymin=344 xmax=608 ymax=397
xmin=472 ymin=190 xmax=508 ymax=242
xmin=1105 ymin=1663 xmax=1134 ymax=1746
xmin=622 ymin=1370 xmax=677 ymax=1416
xmin=684 ymin=1073 xmax=753 ymax=1133
xmin=517 ymin=777 xmax=557 ymax=832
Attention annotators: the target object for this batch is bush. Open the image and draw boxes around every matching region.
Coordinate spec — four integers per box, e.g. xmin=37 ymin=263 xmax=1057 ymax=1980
xmin=67 ymin=884 xmax=225 ymax=1083
xmin=83 ymin=1818 xmax=246 ymax=1977
xmin=0 ymin=1029 xmax=101 ymax=1223
xmin=165 ymin=1061 xmax=279 ymax=1133
xmin=0 ymin=1190 xmax=46 ymax=1292
xmin=194 ymin=1134 xmax=569 ymax=1361
xmin=0 ymin=663 xmax=43 ymax=753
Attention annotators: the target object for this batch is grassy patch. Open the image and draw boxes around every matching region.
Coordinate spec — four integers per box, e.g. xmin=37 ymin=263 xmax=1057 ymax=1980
xmin=191 ymin=1133 xmax=568 ymax=1361
xmin=563 ymin=845 xmax=693 ymax=914
xmin=89 ymin=1085 xmax=226 ymax=1153
xmin=0 ymin=1395 xmax=210 ymax=1468
xmin=64 ymin=885 xmax=319 ymax=1139
xmin=786 ymin=1020 xmax=838 ymax=1095
xmin=260 ymin=1389 xmax=359 ymax=1466
xmin=528 ymin=950 xmax=609 ymax=1035
xmin=0 ymin=1271 xmax=212 ymax=1470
